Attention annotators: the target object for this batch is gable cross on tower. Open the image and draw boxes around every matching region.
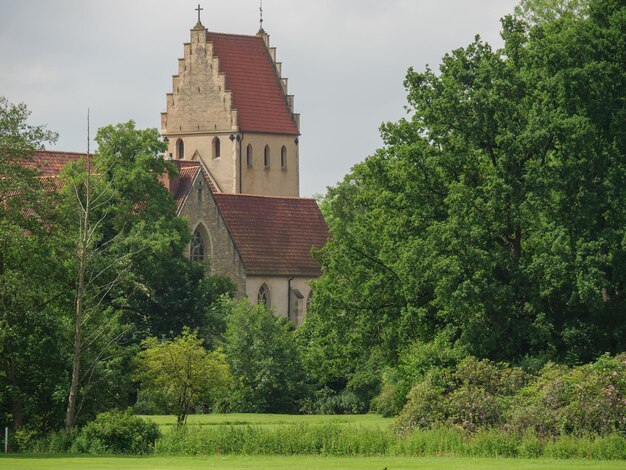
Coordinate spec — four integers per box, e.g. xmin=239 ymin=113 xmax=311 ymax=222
xmin=195 ymin=4 xmax=204 ymax=26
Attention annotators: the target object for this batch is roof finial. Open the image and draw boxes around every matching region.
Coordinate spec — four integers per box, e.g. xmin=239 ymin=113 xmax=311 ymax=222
xmin=259 ymin=0 xmax=265 ymax=33
xmin=194 ymin=4 xmax=204 ymax=28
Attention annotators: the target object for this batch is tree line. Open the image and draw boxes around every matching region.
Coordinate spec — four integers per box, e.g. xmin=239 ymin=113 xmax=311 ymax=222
xmin=1 ymin=0 xmax=624 ymax=442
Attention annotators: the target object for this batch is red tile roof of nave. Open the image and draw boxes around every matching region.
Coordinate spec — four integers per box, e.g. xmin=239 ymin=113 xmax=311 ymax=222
xmin=212 ymin=193 xmax=330 ymax=276
xmin=207 ymin=31 xmax=299 ymax=136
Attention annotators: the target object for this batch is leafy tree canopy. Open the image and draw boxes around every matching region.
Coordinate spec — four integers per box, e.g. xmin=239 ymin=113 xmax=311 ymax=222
xmin=300 ymin=0 xmax=626 ymax=400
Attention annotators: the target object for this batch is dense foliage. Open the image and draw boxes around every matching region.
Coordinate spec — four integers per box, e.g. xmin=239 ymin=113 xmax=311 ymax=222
xmin=394 ymin=353 xmax=626 ymax=437
xmin=299 ymin=0 xmax=626 ymax=412
xmin=224 ymin=301 xmax=306 ymax=413
xmin=0 ymin=107 xmax=235 ymax=435
xmin=135 ymin=328 xmax=232 ymax=424
xmin=71 ymin=410 xmax=160 ymax=454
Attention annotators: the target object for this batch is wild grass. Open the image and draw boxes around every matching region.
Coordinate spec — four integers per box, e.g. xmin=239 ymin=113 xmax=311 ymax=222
xmin=154 ymin=423 xmax=626 ymax=460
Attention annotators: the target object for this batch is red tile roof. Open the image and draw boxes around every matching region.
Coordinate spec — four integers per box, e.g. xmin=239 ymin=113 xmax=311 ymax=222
xmin=168 ymin=161 xmax=201 ymax=211
xmin=213 ymin=193 xmax=329 ymax=276
xmin=208 ymin=32 xmax=299 ymax=136
xmin=26 ymin=150 xmax=90 ymax=176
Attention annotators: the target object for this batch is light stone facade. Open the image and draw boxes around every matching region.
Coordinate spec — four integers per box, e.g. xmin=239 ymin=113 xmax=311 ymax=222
xmin=161 ymin=24 xmax=300 ymax=197
xmin=165 ymin=20 xmax=325 ymax=323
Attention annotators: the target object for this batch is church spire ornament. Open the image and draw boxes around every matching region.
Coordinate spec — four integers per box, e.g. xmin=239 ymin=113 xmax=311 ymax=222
xmin=193 ymin=4 xmax=205 ymax=29
xmin=258 ymin=0 xmax=265 ymax=33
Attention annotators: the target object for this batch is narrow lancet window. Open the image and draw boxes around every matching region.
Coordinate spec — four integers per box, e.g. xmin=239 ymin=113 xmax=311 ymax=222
xmin=264 ymin=145 xmax=270 ymax=169
xmin=212 ymin=137 xmax=221 ymax=159
xmin=247 ymin=144 xmax=253 ymax=167
xmin=258 ymin=283 xmax=271 ymax=307
xmin=190 ymin=228 xmax=204 ymax=262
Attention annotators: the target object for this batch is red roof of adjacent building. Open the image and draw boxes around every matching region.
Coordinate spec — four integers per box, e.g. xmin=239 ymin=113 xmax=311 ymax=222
xmin=212 ymin=193 xmax=329 ymax=276
xmin=24 ymin=151 xmax=329 ymax=277
xmin=26 ymin=150 xmax=90 ymax=176
xmin=208 ymin=31 xmax=299 ymax=136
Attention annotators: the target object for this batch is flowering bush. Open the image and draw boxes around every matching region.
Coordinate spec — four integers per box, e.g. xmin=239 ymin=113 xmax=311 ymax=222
xmin=394 ymin=354 xmax=625 ymax=437
xmin=508 ymin=354 xmax=626 ymax=437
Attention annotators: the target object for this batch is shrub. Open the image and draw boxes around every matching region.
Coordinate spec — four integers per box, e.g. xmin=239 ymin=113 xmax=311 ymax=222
xmin=393 ymin=379 xmax=447 ymax=432
xmin=508 ymin=353 xmax=626 ymax=437
xmin=374 ymin=339 xmax=466 ymax=417
xmin=394 ymin=357 xmax=528 ymax=432
xmin=300 ymin=387 xmax=367 ymax=415
xmin=71 ymin=409 xmax=160 ymax=454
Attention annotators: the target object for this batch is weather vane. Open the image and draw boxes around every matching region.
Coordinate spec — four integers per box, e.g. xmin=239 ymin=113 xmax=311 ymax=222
xmin=259 ymin=0 xmax=264 ymax=31
xmin=195 ymin=4 xmax=203 ymax=24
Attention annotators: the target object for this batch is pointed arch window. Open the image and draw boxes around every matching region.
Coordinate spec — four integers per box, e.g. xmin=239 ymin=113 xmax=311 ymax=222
xmin=246 ymin=144 xmax=253 ymax=168
xmin=212 ymin=137 xmax=221 ymax=159
xmin=281 ymin=145 xmax=287 ymax=169
xmin=190 ymin=228 xmax=204 ymax=262
xmin=176 ymin=138 xmax=184 ymax=159
xmin=264 ymin=145 xmax=271 ymax=169
xmin=258 ymin=283 xmax=271 ymax=307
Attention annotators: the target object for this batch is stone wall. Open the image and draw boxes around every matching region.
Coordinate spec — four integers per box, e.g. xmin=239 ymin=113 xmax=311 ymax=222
xmin=178 ymin=171 xmax=247 ymax=295
xmin=246 ymin=275 xmax=314 ymax=325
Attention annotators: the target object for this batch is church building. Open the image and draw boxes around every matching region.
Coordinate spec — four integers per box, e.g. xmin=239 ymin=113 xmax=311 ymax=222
xmin=25 ymin=11 xmax=329 ymax=325
xmin=159 ymin=13 xmax=330 ymax=324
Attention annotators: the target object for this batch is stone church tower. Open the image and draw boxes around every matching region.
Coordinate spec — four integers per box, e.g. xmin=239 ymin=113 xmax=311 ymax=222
xmin=157 ymin=11 xmax=329 ymax=324
xmin=161 ymin=15 xmax=301 ymax=197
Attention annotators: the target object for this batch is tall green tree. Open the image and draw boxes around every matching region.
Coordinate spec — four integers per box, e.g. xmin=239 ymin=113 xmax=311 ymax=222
xmin=0 ymin=97 xmax=68 ymax=431
xmin=300 ymin=0 xmax=626 ymax=404
xmin=225 ymin=301 xmax=306 ymax=413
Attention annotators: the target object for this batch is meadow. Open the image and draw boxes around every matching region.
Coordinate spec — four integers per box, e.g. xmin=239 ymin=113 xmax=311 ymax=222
xmin=140 ymin=413 xmax=391 ymax=431
xmin=1 ymin=455 xmax=625 ymax=470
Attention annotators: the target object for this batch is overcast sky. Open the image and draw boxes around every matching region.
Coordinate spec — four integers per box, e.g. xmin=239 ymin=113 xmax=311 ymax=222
xmin=0 ymin=0 xmax=520 ymax=196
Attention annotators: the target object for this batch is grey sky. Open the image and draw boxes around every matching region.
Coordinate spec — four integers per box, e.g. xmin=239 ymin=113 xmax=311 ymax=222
xmin=0 ymin=0 xmax=520 ymax=196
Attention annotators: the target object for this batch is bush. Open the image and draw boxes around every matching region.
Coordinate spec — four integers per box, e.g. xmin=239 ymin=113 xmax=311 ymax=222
xmin=374 ymin=339 xmax=467 ymax=417
xmin=300 ymin=387 xmax=366 ymax=415
xmin=394 ymin=357 xmax=528 ymax=432
xmin=71 ymin=409 xmax=160 ymax=454
xmin=508 ymin=353 xmax=626 ymax=437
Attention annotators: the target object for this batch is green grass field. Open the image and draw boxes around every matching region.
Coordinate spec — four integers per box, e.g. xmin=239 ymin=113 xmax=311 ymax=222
xmin=140 ymin=413 xmax=392 ymax=431
xmin=1 ymin=455 xmax=624 ymax=470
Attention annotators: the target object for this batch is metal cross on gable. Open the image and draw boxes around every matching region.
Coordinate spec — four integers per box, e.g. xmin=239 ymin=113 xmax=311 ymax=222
xmin=195 ymin=4 xmax=203 ymax=23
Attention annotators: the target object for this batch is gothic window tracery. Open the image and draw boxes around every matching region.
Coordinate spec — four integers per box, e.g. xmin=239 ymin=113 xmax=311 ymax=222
xmin=190 ymin=228 xmax=204 ymax=262
xmin=176 ymin=138 xmax=184 ymax=159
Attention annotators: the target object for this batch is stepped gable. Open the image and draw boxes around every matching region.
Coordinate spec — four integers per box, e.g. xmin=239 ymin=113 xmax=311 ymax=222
xmin=212 ymin=193 xmax=330 ymax=276
xmin=207 ymin=31 xmax=299 ymax=135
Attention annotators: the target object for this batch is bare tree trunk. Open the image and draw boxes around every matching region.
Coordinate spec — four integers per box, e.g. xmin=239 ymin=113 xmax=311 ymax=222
xmin=65 ymin=111 xmax=91 ymax=429
xmin=65 ymin=237 xmax=87 ymax=428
